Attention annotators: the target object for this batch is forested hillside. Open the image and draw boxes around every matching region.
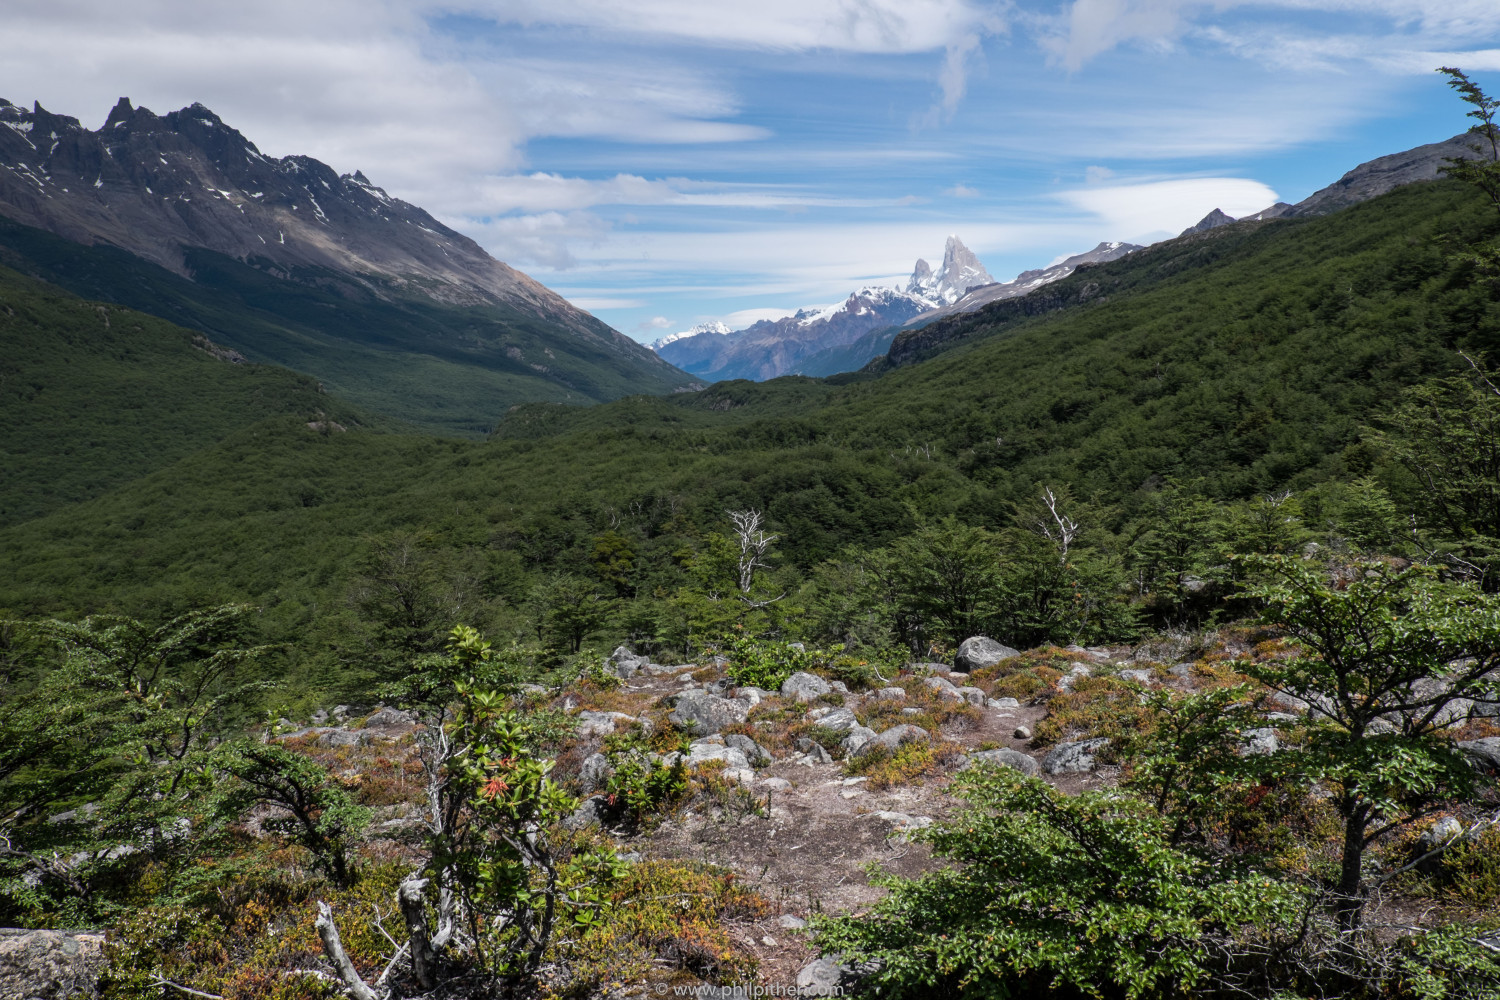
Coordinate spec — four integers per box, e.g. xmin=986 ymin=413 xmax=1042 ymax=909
xmin=4 ymin=172 xmax=1500 ymax=1000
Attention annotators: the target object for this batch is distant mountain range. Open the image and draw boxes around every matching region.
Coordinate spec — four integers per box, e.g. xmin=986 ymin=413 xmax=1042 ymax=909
xmin=0 ymin=97 xmax=696 ymax=433
xmin=655 ymin=130 xmax=1479 ymax=384
xmin=654 ymin=235 xmax=1141 ymax=381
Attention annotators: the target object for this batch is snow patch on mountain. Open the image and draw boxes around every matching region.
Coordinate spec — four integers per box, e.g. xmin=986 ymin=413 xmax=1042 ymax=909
xmin=651 ymin=321 xmax=731 ymax=350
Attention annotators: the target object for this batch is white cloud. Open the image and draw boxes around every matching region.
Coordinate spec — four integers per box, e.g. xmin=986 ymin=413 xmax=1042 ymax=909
xmin=1085 ymin=165 xmax=1116 ymax=183
xmin=943 ymin=183 xmax=982 ymax=198
xmin=1040 ymin=0 xmax=1500 ymax=73
xmin=479 ymin=0 xmax=1010 ymax=54
xmin=1056 ymin=177 xmax=1279 ymax=242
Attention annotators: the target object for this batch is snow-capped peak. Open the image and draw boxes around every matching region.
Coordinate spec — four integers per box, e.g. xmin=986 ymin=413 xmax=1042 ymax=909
xmin=651 ymin=320 xmax=731 ymax=350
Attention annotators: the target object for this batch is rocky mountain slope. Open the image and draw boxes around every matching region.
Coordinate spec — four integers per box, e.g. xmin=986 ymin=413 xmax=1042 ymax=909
xmin=0 ymin=97 xmax=696 ymax=431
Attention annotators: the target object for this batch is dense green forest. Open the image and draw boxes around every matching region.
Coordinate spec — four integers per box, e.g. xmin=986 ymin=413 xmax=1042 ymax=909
xmin=1 ymin=179 xmax=1496 ymax=697
xmin=4 ymin=162 xmax=1500 ymax=999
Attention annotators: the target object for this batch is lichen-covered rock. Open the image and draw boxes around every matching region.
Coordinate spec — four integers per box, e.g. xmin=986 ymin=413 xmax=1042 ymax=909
xmin=577 ymin=710 xmax=634 ymax=738
xmin=1042 ymin=737 xmax=1110 ymax=774
xmin=811 ymin=707 xmax=860 ymax=733
xmin=965 ymin=747 xmax=1040 ymax=777
xmin=876 ymin=687 xmax=907 ymax=701
xmin=604 ymin=645 xmax=646 ymax=679
xmin=782 ymin=672 xmax=832 ymax=703
xmin=579 ymin=752 xmax=613 ymax=793
xmin=955 ymin=636 xmax=1020 ymax=672
xmin=0 ymin=928 xmax=106 ymax=999
xmin=724 ymin=733 xmax=772 ymax=766
xmin=923 ymin=676 xmax=963 ymax=700
xmin=668 ymin=691 xmax=750 ymax=735
xmin=853 ymin=724 xmax=930 ymax=759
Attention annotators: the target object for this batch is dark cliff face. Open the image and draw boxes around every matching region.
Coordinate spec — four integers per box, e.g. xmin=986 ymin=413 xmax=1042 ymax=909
xmin=0 ymin=97 xmax=672 ymax=368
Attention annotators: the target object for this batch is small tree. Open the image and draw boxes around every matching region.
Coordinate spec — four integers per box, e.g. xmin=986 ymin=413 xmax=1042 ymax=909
xmin=1237 ymin=556 xmax=1500 ymax=929
xmin=813 ymin=767 xmax=1299 ymax=999
xmin=210 ymin=742 xmax=370 ymax=888
xmin=1439 ymin=67 xmax=1500 ymax=216
xmin=316 ymin=626 xmax=606 ymax=997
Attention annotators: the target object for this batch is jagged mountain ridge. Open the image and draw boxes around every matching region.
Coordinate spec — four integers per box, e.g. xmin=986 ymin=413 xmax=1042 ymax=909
xmin=0 ymin=96 xmax=697 ymax=431
xmin=656 ymin=235 xmax=1139 ymax=382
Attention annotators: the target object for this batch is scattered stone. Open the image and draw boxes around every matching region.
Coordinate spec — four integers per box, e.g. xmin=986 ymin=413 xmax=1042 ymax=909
xmin=564 ymin=795 xmax=609 ymax=830
xmin=725 ymin=733 xmax=773 ymax=766
xmin=902 ymin=707 xmax=923 ymax=716
xmin=807 ymin=706 xmax=834 ymax=721
xmin=1459 ymin=738 xmax=1500 ymax=774
xmin=955 ymin=636 xmax=1021 ymax=672
xmin=957 ymin=686 xmax=987 ymax=707
xmin=317 ymin=729 xmax=369 ymax=748
xmin=760 ymin=777 xmax=792 ymax=791
xmin=869 ymin=811 xmax=934 ymax=832
xmin=877 ymin=687 xmax=907 ymax=701
xmin=604 ymin=645 xmax=646 ymax=680
xmin=310 ymin=708 xmax=329 ymax=725
xmin=1241 ymin=728 xmax=1279 ymax=756
xmin=841 ymin=725 xmax=877 ymax=755
xmin=1013 ymin=726 xmax=1031 ymax=740
xmin=813 ymin=707 xmax=860 ymax=733
xmin=669 ymin=744 xmax=751 ymax=771
xmin=1118 ymin=668 xmax=1155 ymax=684
xmin=989 ymin=697 xmax=1020 ymax=709
xmin=802 ymin=744 xmax=834 ymax=765
xmin=782 ymin=672 xmax=832 ymax=703
xmin=905 ymin=662 xmax=949 ymax=675
xmin=779 ymin=914 xmax=807 ymax=930
xmin=1422 ymin=816 xmax=1466 ymax=848
xmin=331 ymin=704 xmax=351 ymax=720
xmin=923 ymin=676 xmax=963 ymax=700
xmin=579 ymin=752 xmax=613 ymax=793
xmin=966 ymin=748 xmax=1040 ymax=777
xmin=830 ymin=681 xmax=849 ymax=693
xmin=735 ymin=686 xmax=772 ymax=706
xmin=1042 ymin=738 xmax=1110 ymax=774
xmin=669 ymin=690 xmax=750 ymax=735
xmin=577 ymin=710 xmax=634 ymax=738
xmin=853 ymin=724 xmax=929 ymax=759
xmin=840 ymin=789 xmax=865 ymax=799
xmin=0 ymin=928 xmax=106 ymax=999
xmin=1168 ymin=664 xmax=1194 ymax=679
xmin=762 ymin=935 xmax=778 ymax=947
xmin=797 ymin=958 xmax=850 ymax=998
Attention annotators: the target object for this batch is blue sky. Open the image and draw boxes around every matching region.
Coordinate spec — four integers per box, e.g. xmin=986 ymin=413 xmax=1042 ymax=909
xmin=5 ymin=1 xmax=1500 ymax=341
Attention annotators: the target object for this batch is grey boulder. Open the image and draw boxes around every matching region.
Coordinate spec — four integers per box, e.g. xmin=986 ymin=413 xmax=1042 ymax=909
xmin=725 ymin=733 xmax=772 ymax=766
xmin=966 ymin=748 xmax=1040 ymax=777
xmin=853 ymin=724 xmax=930 ymax=759
xmin=1042 ymin=738 xmax=1110 ymax=774
xmin=669 ymin=690 xmax=750 ymax=735
xmin=604 ymin=645 xmax=646 ymax=679
xmin=782 ymin=672 xmax=832 ymax=703
xmin=955 ymin=636 xmax=1020 ymax=672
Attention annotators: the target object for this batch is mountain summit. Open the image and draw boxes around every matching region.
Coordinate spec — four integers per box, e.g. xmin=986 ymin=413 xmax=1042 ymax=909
xmin=0 ymin=96 xmax=695 ymax=428
xmin=907 ymin=235 xmax=996 ymax=305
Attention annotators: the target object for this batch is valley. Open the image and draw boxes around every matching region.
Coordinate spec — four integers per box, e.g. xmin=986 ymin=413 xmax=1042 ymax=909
xmin=3 ymin=74 xmax=1500 ymax=1000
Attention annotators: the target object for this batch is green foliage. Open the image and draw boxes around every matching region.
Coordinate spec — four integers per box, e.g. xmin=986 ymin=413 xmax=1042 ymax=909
xmin=1371 ymin=359 xmax=1500 ymax=586
xmin=600 ymin=750 xmax=690 ymax=825
xmin=208 ymin=741 xmax=370 ymax=888
xmin=1439 ymin=68 xmax=1500 ymax=217
xmin=814 ymin=766 xmax=1302 ymax=999
xmin=1237 ymin=556 xmax=1500 ymax=926
xmin=0 ymin=605 xmax=271 ymax=924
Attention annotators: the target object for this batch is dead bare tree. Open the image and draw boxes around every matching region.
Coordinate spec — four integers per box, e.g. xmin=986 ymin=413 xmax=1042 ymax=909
xmin=1036 ymin=487 xmax=1081 ymax=566
xmin=728 ymin=509 xmax=785 ymax=607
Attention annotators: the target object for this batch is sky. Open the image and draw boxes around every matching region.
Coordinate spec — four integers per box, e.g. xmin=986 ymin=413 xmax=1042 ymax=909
xmin=4 ymin=2 xmax=1500 ymax=342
